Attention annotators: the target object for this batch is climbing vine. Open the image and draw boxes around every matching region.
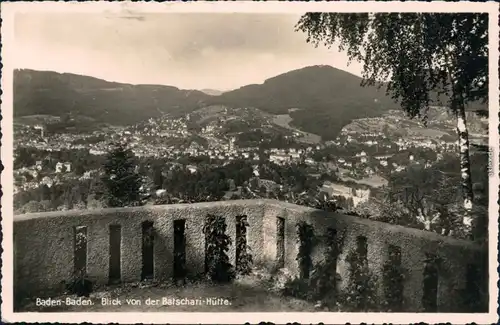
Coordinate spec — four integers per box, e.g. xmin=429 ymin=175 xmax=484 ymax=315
xmin=235 ymin=215 xmax=253 ymax=275
xmin=142 ymin=222 xmax=155 ymax=246
xmin=381 ymin=248 xmax=406 ymax=311
xmin=343 ymin=247 xmax=378 ymax=311
xmin=282 ymin=226 xmax=345 ymax=308
xmin=66 ymin=273 xmax=93 ymax=297
xmin=296 ymin=221 xmax=316 ymax=279
xmin=203 ymin=214 xmax=235 ymax=283
xmin=281 ymin=221 xmax=316 ymax=300
xmin=422 ymin=254 xmax=441 ymax=312
xmin=67 ymin=230 xmax=93 ymax=297
xmin=308 ymin=228 xmax=345 ymax=303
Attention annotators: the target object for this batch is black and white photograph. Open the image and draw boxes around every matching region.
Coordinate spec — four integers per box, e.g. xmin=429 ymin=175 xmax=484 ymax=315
xmin=1 ymin=1 xmax=499 ymax=324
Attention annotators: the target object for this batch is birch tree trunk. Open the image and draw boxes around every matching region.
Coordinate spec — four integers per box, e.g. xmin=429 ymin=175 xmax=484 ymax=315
xmin=455 ymin=101 xmax=474 ymax=229
xmin=445 ymin=46 xmax=475 ymax=233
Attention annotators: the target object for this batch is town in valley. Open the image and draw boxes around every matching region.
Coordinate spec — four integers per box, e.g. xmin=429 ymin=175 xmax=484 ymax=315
xmin=13 ymin=66 xmax=489 ymax=236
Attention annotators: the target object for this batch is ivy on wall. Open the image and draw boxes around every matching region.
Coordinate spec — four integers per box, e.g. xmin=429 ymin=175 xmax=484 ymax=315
xmin=282 ymin=226 xmax=381 ymax=311
xmin=66 ymin=273 xmax=93 ymax=297
xmin=235 ymin=215 xmax=253 ymax=275
xmin=296 ymin=221 xmax=316 ymax=279
xmin=342 ymin=246 xmax=379 ymax=311
xmin=381 ymin=246 xmax=406 ymax=311
xmin=203 ymin=214 xmax=235 ymax=283
xmin=67 ymin=229 xmax=93 ymax=297
xmin=308 ymin=227 xmax=345 ymax=304
xmin=282 ymin=221 xmax=321 ymax=301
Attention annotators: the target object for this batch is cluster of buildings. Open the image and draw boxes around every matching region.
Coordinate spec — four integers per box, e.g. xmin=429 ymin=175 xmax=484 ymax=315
xmin=16 ymin=104 xmax=484 ymax=210
xmin=14 ymin=160 xmax=74 ymax=194
xmin=320 ymin=181 xmax=371 ymax=208
xmin=269 ymin=148 xmax=302 ymax=165
xmin=132 ymin=117 xmax=190 ymax=138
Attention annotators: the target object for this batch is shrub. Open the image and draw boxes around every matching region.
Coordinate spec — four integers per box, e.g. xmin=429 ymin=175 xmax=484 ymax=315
xmin=66 ymin=273 xmax=93 ymax=297
xmin=381 ymin=262 xmax=406 ymax=311
xmin=101 ymin=143 xmax=142 ymax=208
xmin=282 ymin=277 xmax=311 ymax=300
xmin=307 ymin=228 xmax=345 ymax=304
xmin=296 ymin=221 xmax=316 ymax=279
xmin=235 ymin=216 xmax=253 ymax=275
xmin=66 ymin=228 xmax=94 ymax=297
xmin=203 ymin=214 xmax=235 ymax=283
xmin=341 ymin=248 xmax=379 ymax=311
xmin=283 ymin=226 xmax=346 ymax=309
xmin=280 ymin=222 xmax=317 ymax=301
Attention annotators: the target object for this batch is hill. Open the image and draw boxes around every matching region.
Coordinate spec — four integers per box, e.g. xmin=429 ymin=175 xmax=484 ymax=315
xmin=16 ymin=66 xmax=486 ymax=141
xmin=15 ymin=66 xmax=399 ymax=140
xmin=214 ymin=65 xmax=399 ymax=139
xmin=218 ymin=65 xmax=396 ymax=114
xmin=14 ymin=69 xmax=212 ymax=125
xmin=343 ymin=107 xmax=487 ymax=139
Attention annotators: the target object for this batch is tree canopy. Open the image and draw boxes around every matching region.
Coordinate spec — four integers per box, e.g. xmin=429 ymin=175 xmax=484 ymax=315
xmin=296 ymin=13 xmax=488 ymax=119
xmin=296 ymin=12 xmax=489 ymax=233
xmin=297 ymin=13 xmax=488 ymax=114
xmin=102 ymin=143 xmax=143 ymax=207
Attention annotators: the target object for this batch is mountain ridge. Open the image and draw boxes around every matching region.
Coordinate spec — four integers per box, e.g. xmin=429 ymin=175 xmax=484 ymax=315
xmin=14 ymin=69 xmax=212 ymax=125
xmin=15 ymin=65 xmax=483 ymax=140
xmin=213 ymin=65 xmax=398 ymax=139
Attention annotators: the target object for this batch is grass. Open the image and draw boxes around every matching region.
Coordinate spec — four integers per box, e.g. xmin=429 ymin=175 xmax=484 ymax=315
xmin=272 ymin=114 xmax=322 ymax=144
xmin=18 ymin=270 xmax=317 ymax=312
xmin=407 ymin=127 xmax=450 ymax=138
xmin=339 ymin=173 xmax=388 ymax=188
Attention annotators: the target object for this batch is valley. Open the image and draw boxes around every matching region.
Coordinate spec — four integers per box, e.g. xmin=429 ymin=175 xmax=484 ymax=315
xmin=12 ymin=65 xmax=489 ymax=224
xmin=13 ymin=66 xmax=400 ymax=140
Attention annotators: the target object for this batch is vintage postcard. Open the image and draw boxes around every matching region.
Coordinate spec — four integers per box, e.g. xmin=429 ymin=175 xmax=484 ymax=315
xmin=1 ymin=1 xmax=499 ymax=324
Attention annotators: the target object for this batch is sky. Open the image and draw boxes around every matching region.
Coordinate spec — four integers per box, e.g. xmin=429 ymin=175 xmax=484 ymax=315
xmin=13 ymin=12 xmax=364 ymax=90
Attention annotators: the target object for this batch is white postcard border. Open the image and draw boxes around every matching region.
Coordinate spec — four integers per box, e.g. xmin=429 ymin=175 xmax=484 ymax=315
xmin=1 ymin=1 xmax=498 ymax=324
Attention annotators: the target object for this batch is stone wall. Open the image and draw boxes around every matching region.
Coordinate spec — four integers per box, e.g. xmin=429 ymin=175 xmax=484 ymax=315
xmin=13 ymin=199 xmax=487 ymax=312
xmin=263 ymin=201 xmax=488 ymax=312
